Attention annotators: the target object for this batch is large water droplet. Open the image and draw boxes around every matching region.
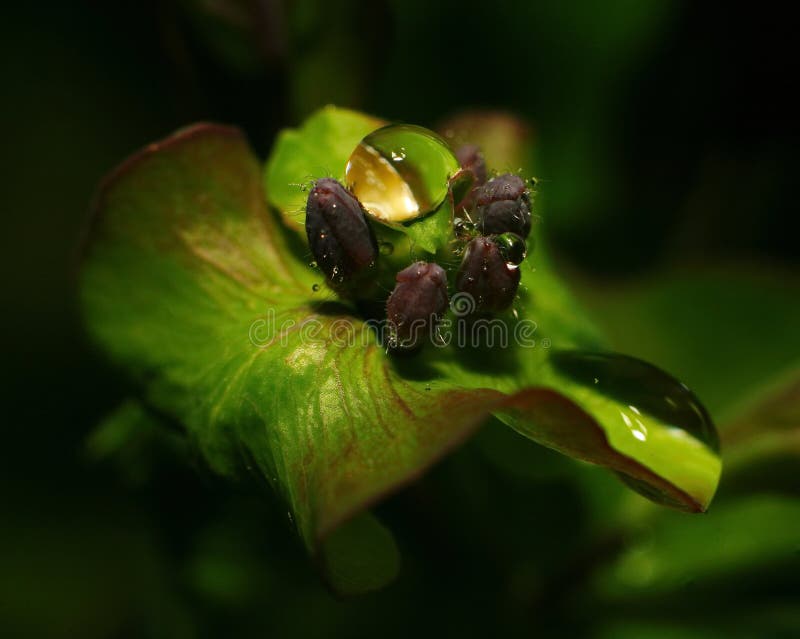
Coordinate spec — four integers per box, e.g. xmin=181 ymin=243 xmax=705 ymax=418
xmin=345 ymin=124 xmax=459 ymax=224
xmin=551 ymin=351 xmax=719 ymax=451
xmin=549 ymin=350 xmax=721 ymax=510
xmin=379 ymin=241 xmax=394 ymax=256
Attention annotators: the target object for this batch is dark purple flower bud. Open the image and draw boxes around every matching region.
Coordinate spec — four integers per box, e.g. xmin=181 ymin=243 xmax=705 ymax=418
xmin=386 ymin=262 xmax=449 ymax=349
xmin=452 ymin=144 xmax=487 ymax=215
xmin=305 ymin=178 xmax=377 ymax=283
xmin=474 ymin=173 xmax=531 ymax=238
xmin=455 ymin=144 xmax=487 ymax=186
xmin=455 ymin=236 xmax=520 ymax=313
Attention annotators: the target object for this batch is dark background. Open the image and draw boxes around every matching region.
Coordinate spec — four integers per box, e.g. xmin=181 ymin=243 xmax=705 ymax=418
xmin=2 ymin=2 xmax=798 ymax=637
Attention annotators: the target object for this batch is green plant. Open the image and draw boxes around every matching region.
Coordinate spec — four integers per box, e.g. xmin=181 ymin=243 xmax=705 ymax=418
xmin=80 ymin=106 xmax=725 ymax=594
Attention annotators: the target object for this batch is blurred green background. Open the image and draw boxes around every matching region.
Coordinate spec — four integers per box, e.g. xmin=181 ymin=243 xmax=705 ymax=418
xmin=2 ymin=1 xmax=798 ymax=637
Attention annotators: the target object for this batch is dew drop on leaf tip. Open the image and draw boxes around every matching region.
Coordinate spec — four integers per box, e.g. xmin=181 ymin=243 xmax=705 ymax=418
xmin=548 ymin=350 xmax=722 ymax=511
xmin=550 ymin=350 xmax=719 ymax=452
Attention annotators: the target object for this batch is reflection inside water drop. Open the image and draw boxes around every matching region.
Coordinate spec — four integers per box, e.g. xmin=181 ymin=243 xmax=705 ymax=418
xmin=345 ymin=124 xmax=459 ymax=224
xmin=620 ymin=405 xmax=648 ymax=441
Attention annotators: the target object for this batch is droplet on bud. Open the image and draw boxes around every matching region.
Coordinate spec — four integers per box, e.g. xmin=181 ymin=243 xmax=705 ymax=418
xmin=386 ymin=262 xmax=449 ymax=349
xmin=474 ymin=173 xmax=531 ymax=238
xmin=455 ymin=236 xmax=520 ymax=313
xmin=494 ymin=232 xmax=528 ymax=265
xmin=305 ymin=178 xmax=378 ymax=285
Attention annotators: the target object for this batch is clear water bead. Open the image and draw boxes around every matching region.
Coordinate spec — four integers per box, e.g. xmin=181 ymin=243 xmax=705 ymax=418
xmin=495 ymin=232 xmax=527 ymax=265
xmin=345 ymin=124 xmax=459 ymax=224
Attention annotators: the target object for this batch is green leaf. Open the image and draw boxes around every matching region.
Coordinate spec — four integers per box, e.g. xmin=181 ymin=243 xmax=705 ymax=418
xmin=81 ymin=109 xmax=723 ymax=589
xmin=79 ymin=123 xmax=525 ymax=574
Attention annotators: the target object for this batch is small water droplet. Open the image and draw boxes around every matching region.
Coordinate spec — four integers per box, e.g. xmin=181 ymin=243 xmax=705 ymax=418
xmin=425 ymin=384 xmax=431 ymax=391
xmin=312 ymin=283 xmax=320 ymax=292
xmin=495 ymin=232 xmax=527 ymax=265
xmin=379 ymin=241 xmax=394 ymax=256
xmin=309 ymin=260 xmax=318 ymax=268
